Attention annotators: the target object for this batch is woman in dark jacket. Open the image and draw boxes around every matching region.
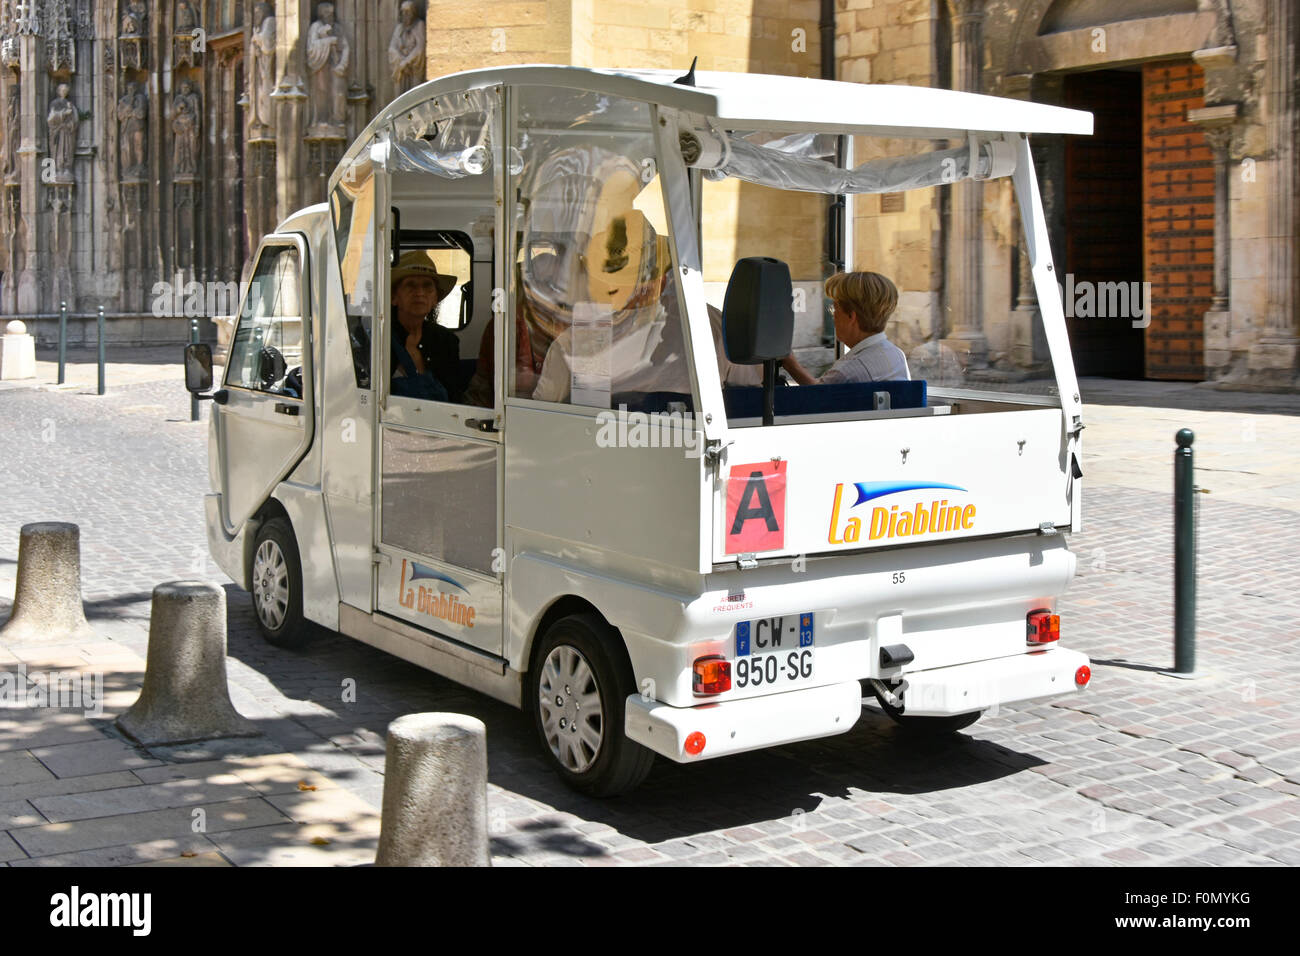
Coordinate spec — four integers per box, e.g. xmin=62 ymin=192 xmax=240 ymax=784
xmin=390 ymin=250 xmax=467 ymax=403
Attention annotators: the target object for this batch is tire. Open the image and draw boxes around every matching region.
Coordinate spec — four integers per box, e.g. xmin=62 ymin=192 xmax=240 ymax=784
xmin=250 ymin=516 xmax=311 ymax=649
xmin=870 ymin=682 xmax=982 ymax=735
xmin=529 ymin=613 xmax=654 ymax=797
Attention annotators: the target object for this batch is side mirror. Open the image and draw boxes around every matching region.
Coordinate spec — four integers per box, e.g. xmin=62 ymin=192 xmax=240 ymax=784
xmin=184 ymin=343 xmax=213 ymax=393
xmin=722 ymin=257 xmax=794 ymax=426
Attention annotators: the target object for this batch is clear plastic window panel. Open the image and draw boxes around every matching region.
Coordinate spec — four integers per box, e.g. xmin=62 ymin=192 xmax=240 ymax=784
xmin=509 ymin=88 xmax=691 ymax=409
xmin=226 ymin=245 xmax=304 ymax=396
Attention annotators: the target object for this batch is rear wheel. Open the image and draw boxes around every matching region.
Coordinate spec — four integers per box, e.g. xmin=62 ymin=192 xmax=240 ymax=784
xmin=870 ymin=682 xmax=982 ymax=734
xmin=250 ymin=516 xmax=311 ymax=649
xmin=529 ymin=613 xmax=654 ymax=797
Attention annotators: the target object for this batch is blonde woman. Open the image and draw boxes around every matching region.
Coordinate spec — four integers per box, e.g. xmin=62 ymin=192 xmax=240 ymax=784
xmin=783 ymin=271 xmax=910 ymax=385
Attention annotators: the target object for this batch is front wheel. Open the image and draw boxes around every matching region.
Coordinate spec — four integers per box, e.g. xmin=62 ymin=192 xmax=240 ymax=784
xmin=529 ymin=614 xmax=654 ymax=797
xmin=250 ymin=516 xmax=311 ymax=649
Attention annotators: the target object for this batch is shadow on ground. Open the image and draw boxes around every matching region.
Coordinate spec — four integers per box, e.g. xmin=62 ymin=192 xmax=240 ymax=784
xmin=215 ymin=585 xmax=1046 ymax=859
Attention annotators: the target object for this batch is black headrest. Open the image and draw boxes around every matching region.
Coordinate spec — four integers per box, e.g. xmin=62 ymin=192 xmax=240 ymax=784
xmin=722 ymin=257 xmax=794 ymax=364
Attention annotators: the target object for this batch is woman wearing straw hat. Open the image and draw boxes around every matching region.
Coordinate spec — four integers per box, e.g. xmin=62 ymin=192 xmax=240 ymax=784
xmin=390 ymin=250 xmax=467 ymax=403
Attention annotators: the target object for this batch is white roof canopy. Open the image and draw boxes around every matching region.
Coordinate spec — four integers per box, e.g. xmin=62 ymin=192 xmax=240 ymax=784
xmin=333 ymin=65 xmax=1092 ymax=194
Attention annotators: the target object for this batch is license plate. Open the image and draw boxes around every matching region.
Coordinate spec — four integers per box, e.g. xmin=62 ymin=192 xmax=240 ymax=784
xmin=734 ymin=613 xmax=814 ymax=690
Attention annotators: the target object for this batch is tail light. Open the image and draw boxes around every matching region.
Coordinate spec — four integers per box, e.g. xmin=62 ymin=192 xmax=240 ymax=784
xmin=1027 ymin=608 xmax=1060 ymax=645
xmin=693 ymin=655 xmax=731 ymax=696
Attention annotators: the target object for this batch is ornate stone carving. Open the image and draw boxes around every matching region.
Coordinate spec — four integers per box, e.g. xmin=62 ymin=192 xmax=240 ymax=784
xmin=120 ymin=0 xmax=147 ymax=36
xmin=46 ymin=0 xmax=77 ymax=73
xmin=174 ymin=0 xmax=201 ymax=68
xmin=2 ymin=85 xmax=18 ymax=181
xmin=12 ymin=0 xmax=41 ymax=35
xmin=306 ymin=2 xmax=350 ymax=138
xmin=47 ymin=83 xmax=78 ymax=184
xmin=117 ymin=80 xmax=148 ymax=181
xmin=247 ymin=1 xmax=276 ymax=140
xmin=171 ymin=78 xmax=200 ymax=180
xmin=119 ymin=0 xmax=149 ymax=71
xmin=388 ymin=1 xmax=426 ymax=96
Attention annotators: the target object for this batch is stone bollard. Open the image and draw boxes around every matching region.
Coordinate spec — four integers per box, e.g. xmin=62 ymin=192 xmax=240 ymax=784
xmin=0 ymin=522 xmax=96 ymax=643
xmin=0 ymin=319 xmax=36 ymax=380
xmin=375 ymin=713 xmax=490 ymax=867
xmin=116 ymin=581 xmax=259 ymax=746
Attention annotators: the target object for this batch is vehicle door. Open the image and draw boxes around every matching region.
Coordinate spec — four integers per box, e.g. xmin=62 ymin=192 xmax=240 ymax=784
xmin=369 ymin=94 xmax=504 ymax=657
xmin=214 ymin=234 xmax=314 ymax=534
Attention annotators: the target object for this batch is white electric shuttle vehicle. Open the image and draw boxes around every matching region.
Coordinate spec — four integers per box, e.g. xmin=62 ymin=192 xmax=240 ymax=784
xmin=185 ymin=65 xmax=1095 ymax=795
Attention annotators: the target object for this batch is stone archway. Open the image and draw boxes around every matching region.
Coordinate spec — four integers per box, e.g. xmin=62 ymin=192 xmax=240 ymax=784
xmin=1004 ymin=0 xmax=1229 ymax=379
xmin=1007 ymin=0 xmax=1219 ymax=76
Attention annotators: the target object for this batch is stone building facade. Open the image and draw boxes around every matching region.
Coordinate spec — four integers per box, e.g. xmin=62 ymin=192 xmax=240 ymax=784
xmin=1 ymin=0 xmax=1296 ymax=387
xmin=833 ymin=0 xmax=1296 ymax=386
xmin=0 ymin=0 xmax=430 ymax=344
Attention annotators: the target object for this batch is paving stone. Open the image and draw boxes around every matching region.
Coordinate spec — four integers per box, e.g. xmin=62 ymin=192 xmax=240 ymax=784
xmin=31 ymin=774 xmax=261 ymax=823
xmin=9 ymin=798 xmax=288 ymax=858
xmin=30 ymin=739 xmax=161 ymax=777
xmin=0 ymin=751 xmax=55 ymax=787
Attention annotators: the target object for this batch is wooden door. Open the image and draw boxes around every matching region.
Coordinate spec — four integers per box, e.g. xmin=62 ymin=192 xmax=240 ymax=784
xmin=1142 ymin=61 xmax=1214 ymax=380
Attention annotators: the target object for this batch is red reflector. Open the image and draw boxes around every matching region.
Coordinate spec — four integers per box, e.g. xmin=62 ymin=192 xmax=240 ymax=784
xmin=1076 ymin=665 xmax=1091 ymax=686
xmin=684 ymin=731 xmax=706 ymax=755
xmin=1026 ymin=608 xmax=1060 ymax=644
xmin=692 ymin=655 xmax=731 ymax=695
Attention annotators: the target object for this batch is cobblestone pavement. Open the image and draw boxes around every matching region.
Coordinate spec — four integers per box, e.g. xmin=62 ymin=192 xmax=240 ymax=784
xmin=1 ymin=378 xmax=1298 ymax=866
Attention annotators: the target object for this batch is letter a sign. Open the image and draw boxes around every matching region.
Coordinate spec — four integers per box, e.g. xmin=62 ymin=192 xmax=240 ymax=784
xmin=725 ymin=461 xmax=787 ymax=554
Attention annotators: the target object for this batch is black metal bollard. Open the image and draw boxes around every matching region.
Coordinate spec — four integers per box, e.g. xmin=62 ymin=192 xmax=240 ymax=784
xmin=96 ymin=306 xmax=106 ymax=396
xmin=1173 ymin=428 xmax=1197 ymax=675
xmin=189 ymin=317 xmax=200 ymax=422
xmin=57 ymin=301 xmax=67 ymax=385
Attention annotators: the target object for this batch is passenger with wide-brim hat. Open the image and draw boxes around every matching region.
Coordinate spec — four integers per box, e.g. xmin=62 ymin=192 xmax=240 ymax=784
xmin=390 ymin=250 xmax=467 ymax=403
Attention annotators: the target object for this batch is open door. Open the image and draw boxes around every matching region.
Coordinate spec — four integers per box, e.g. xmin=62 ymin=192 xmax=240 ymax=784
xmin=215 ymin=234 xmax=314 ymax=534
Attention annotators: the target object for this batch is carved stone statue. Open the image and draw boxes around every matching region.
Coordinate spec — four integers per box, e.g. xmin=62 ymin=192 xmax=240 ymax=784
xmin=306 ymin=2 xmax=350 ymax=136
xmin=117 ymin=81 xmax=149 ymax=180
xmin=175 ymin=0 xmax=198 ymax=32
xmin=3 ymin=87 xmax=18 ymax=179
xmin=248 ymin=1 xmax=277 ymax=137
xmin=388 ymin=1 xmax=426 ymax=96
xmin=171 ymin=79 xmax=201 ymax=179
xmin=47 ymin=83 xmax=79 ymax=184
xmin=120 ymin=0 xmax=147 ymax=36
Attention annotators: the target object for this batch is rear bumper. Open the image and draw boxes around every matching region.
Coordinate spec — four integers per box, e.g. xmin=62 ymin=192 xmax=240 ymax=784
xmin=624 ymin=680 xmax=862 ymax=762
xmin=624 ymin=647 xmax=1090 ymax=762
xmin=892 ymin=647 xmax=1090 ymax=716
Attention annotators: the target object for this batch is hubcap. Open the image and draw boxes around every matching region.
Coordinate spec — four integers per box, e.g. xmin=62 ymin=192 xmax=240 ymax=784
xmin=252 ymin=538 xmax=289 ymax=631
xmin=538 ymin=644 xmax=603 ymax=773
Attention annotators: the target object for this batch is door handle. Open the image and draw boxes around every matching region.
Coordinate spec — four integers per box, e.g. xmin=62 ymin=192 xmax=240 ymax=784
xmin=465 ymin=417 xmax=499 ymax=433
xmin=274 ymin=402 xmax=300 ymax=416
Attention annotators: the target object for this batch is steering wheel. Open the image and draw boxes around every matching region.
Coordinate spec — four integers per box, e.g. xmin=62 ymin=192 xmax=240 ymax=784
xmin=283 ymin=366 xmax=303 ymax=398
xmin=257 ymin=345 xmax=286 ymax=390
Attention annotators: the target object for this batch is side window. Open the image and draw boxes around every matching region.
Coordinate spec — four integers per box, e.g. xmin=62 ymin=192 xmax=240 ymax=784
xmin=226 ymin=245 xmax=305 ymax=396
xmin=509 ymin=89 xmax=690 ymax=409
xmin=427 ymin=245 xmax=472 ymax=329
xmin=331 ymin=155 xmax=376 ymax=389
